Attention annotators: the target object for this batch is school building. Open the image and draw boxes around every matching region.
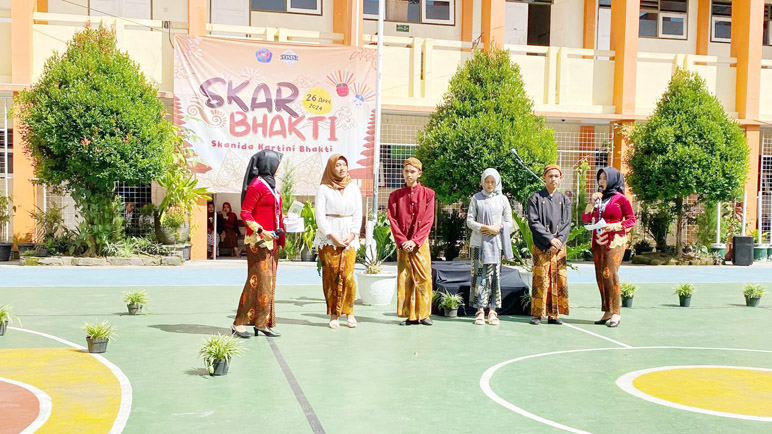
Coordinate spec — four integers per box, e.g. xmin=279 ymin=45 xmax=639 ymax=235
xmin=0 ymin=0 xmax=770 ymax=259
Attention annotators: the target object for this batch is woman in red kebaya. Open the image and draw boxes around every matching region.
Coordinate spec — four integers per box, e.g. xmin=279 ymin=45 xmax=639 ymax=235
xmin=232 ymin=150 xmax=285 ymax=338
xmin=582 ymin=167 xmax=636 ymax=328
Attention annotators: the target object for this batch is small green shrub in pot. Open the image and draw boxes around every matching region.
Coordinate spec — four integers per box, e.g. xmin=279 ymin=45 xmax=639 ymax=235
xmin=743 ymin=283 xmax=765 ymax=307
xmin=0 ymin=305 xmax=21 ymax=336
xmin=123 ymin=290 xmax=150 ymax=315
xmin=620 ymin=282 xmax=638 ymax=308
xmin=674 ymin=283 xmax=695 ymax=307
xmin=439 ymin=291 xmax=464 ymax=317
xmin=198 ymin=334 xmax=245 ymax=376
xmin=82 ymin=320 xmax=117 ymax=353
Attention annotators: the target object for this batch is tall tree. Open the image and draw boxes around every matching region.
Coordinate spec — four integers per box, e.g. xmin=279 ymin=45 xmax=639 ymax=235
xmin=415 ymin=48 xmax=556 ymax=205
xmin=16 ymin=26 xmax=176 ymax=255
xmin=627 ymin=68 xmax=749 ymax=254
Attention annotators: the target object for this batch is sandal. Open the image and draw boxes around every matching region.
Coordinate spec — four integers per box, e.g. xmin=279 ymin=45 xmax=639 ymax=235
xmin=328 ymin=319 xmax=339 ymax=329
xmin=347 ymin=316 xmax=358 ymax=328
xmin=474 ymin=311 xmax=485 ymax=325
xmin=488 ymin=311 xmax=500 ymax=326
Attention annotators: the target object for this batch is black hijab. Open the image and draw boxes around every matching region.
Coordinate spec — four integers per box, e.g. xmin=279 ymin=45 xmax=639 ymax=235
xmin=597 ymin=167 xmax=625 ymax=200
xmin=242 ymin=150 xmax=283 ymax=204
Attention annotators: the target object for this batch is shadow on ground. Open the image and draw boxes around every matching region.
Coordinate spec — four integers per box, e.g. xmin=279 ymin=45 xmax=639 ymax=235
xmin=150 ymin=324 xmax=231 ymax=335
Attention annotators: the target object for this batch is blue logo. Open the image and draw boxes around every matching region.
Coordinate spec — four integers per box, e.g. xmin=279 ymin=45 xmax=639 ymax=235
xmin=256 ymin=48 xmax=272 ymax=63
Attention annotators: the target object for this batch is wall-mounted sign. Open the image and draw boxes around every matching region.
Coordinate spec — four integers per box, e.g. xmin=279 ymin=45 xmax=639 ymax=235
xmin=396 ymin=24 xmax=409 ymax=32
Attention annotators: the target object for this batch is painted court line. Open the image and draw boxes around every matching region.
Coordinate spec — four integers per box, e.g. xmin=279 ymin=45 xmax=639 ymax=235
xmin=0 ymin=377 xmax=53 ymax=434
xmin=9 ymin=326 xmax=133 ymax=434
xmin=266 ymin=337 xmax=326 ymax=434
xmin=480 ymin=346 xmax=772 ymax=433
xmin=616 ymin=365 xmax=772 ymax=422
xmin=562 ymin=322 xmax=632 ymax=348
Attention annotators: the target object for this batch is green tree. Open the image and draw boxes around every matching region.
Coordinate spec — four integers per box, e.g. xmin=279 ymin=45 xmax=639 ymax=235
xmin=415 ymin=48 xmax=556 ymax=205
xmin=15 ymin=26 xmax=176 ymax=255
xmin=627 ymin=68 xmax=749 ymax=254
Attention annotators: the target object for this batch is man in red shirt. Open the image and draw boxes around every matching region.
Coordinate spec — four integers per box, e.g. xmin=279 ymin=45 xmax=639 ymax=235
xmin=387 ymin=157 xmax=436 ymax=326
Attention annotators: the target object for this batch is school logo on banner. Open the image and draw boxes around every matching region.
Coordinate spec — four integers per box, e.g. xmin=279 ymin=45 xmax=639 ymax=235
xmin=280 ymin=49 xmax=299 ymax=65
xmin=255 ymin=48 xmax=272 ymax=63
xmin=173 ymin=36 xmax=378 ymax=196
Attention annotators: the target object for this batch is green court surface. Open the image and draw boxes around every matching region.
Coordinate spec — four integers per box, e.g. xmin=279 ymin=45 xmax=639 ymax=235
xmin=1 ymin=264 xmax=771 ymax=434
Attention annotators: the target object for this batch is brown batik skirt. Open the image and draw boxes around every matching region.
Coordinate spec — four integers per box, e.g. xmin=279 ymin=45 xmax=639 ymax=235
xmin=592 ymin=244 xmax=625 ymax=315
xmin=319 ymin=245 xmax=357 ymax=316
xmin=234 ymin=243 xmax=278 ymax=329
xmin=396 ymin=242 xmax=433 ymax=321
xmin=531 ymin=246 xmax=569 ymax=318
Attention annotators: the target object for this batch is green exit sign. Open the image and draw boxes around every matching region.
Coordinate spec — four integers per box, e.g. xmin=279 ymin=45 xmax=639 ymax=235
xmin=396 ymin=24 xmax=409 ymax=32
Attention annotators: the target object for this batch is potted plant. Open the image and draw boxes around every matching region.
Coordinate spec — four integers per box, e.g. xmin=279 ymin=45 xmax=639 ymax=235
xmin=198 ymin=334 xmax=244 ymax=376
xmin=743 ymin=283 xmax=765 ymax=307
xmin=674 ymin=283 xmax=695 ymax=307
xmin=300 ymin=201 xmax=317 ymax=262
xmin=82 ymin=320 xmax=116 ymax=353
xmin=511 ymin=212 xmax=534 ymax=287
xmin=0 ymin=195 xmax=13 ymax=261
xmin=633 ymin=240 xmax=653 ymax=255
xmin=438 ymin=291 xmax=463 ymax=318
xmin=0 ymin=305 xmax=20 ymax=336
xmin=123 ymin=290 xmax=149 ymax=315
xmin=29 ymin=204 xmax=64 ymax=257
xmin=356 ymin=213 xmax=397 ymax=305
xmin=620 ymin=282 xmax=638 ymax=308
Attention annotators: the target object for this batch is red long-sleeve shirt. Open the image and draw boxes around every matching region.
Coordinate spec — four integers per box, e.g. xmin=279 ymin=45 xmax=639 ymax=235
xmin=582 ymin=192 xmax=636 ymax=249
xmin=387 ymin=183 xmax=435 ymax=248
xmin=241 ymin=177 xmax=285 ymax=248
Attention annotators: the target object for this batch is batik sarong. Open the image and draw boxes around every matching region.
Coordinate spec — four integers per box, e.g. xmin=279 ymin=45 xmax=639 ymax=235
xmin=319 ymin=245 xmax=357 ymax=316
xmin=470 ymin=246 xmax=502 ymax=309
xmin=592 ymin=244 xmax=624 ymax=315
xmin=396 ymin=242 xmax=432 ymax=320
xmin=531 ymin=246 xmax=569 ymax=318
xmin=234 ymin=244 xmax=278 ymax=329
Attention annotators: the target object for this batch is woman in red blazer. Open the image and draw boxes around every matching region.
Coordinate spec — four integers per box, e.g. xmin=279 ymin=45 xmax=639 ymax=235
xmin=582 ymin=167 xmax=636 ymax=328
xmin=232 ymin=150 xmax=285 ymax=338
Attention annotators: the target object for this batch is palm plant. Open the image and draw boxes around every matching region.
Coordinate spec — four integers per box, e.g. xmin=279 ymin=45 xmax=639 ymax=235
xmin=359 ymin=213 xmax=396 ymax=274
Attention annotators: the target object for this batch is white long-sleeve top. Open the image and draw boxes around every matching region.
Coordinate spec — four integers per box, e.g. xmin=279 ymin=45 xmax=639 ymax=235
xmin=466 ymin=193 xmax=513 ymax=248
xmin=313 ymin=183 xmax=363 ymax=250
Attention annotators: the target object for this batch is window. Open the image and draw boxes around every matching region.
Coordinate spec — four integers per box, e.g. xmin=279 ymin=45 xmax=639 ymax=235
xmin=639 ymin=0 xmax=687 ymax=39
xmin=363 ymin=0 xmax=454 ymax=25
xmin=711 ymin=0 xmax=731 ymax=42
xmin=251 ymin=0 xmax=321 ymax=15
xmin=764 ymin=4 xmax=772 ymax=46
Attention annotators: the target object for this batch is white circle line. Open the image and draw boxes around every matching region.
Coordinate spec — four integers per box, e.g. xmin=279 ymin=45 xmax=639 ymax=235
xmin=480 ymin=346 xmax=772 ymax=433
xmin=0 ymin=377 xmax=53 ymax=434
xmin=8 ymin=326 xmax=133 ymax=434
xmin=616 ymin=365 xmax=772 ymax=422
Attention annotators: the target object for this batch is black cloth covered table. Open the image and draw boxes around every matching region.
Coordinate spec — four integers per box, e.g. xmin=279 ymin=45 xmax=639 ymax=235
xmin=431 ymin=261 xmax=531 ymax=316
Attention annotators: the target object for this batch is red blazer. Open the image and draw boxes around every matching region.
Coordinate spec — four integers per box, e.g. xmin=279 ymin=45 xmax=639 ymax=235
xmin=241 ymin=177 xmax=285 ymax=248
xmin=582 ymin=192 xmax=636 ymax=249
xmin=387 ymin=183 xmax=435 ymax=248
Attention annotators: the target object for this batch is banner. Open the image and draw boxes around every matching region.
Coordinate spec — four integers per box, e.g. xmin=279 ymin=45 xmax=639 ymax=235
xmin=173 ymin=36 xmax=377 ymax=196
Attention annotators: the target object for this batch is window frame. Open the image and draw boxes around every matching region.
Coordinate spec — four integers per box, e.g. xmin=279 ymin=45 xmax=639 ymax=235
xmin=658 ymin=11 xmax=687 ymax=39
xmin=711 ymin=16 xmax=732 ymax=43
xmin=638 ymin=8 xmax=660 ymax=38
xmin=363 ymin=0 xmax=455 ymax=25
xmin=250 ymin=0 xmax=323 ymax=16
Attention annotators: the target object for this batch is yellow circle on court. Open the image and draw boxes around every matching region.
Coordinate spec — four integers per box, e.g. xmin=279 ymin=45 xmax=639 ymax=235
xmin=302 ymin=88 xmax=333 ymax=115
xmin=633 ymin=367 xmax=772 ymax=418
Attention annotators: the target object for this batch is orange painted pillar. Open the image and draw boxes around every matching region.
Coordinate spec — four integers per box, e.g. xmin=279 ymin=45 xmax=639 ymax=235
xmin=481 ymin=0 xmax=505 ymax=51
xmin=187 ymin=0 xmax=207 ymax=259
xmin=11 ymin=0 xmax=36 ymax=242
xmin=696 ymin=0 xmax=710 ymax=55
xmin=188 ymin=0 xmax=206 ymax=36
xmin=609 ymin=0 xmax=638 ymax=177
xmin=461 ymin=0 xmax=474 ymax=51
xmin=334 ymin=0 xmax=362 ymax=46
xmin=731 ymin=0 xmax=764 ymax=229
xmin=583 ymin=0 xmax=596 ymax=49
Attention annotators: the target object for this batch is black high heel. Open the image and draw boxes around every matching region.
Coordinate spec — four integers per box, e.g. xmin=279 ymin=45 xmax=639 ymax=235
xmin=594 ymin=318 xmax=611 ymax=325
xmin=231 ymin=325 xmax=251 ymax=339
xmin=254 ymin=327 xmax=281 ymax=337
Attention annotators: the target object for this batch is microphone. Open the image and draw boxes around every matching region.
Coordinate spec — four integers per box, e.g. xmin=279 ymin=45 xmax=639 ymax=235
xmin=594 ymin=187 xmax=602 ymax=209
xmin=257 ymin=228 xmax=284 ymax=246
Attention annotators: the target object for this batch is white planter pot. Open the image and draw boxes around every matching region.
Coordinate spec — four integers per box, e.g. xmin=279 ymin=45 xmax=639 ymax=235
xmin=356 ymin=272 xmax=397 ymax=305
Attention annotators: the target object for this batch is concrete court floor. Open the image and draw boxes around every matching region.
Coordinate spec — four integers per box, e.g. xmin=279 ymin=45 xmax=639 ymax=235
xmin=1 ymin=260 xmax=771 ymax=434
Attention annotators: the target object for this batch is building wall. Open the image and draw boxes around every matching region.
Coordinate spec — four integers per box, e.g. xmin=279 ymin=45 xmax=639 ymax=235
xmin=550 ymin=0 xmax=584 ymax=48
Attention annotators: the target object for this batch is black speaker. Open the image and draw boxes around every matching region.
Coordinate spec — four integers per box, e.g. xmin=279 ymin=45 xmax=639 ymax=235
xmin=733 ymin=236 xmax=754 ymax=266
